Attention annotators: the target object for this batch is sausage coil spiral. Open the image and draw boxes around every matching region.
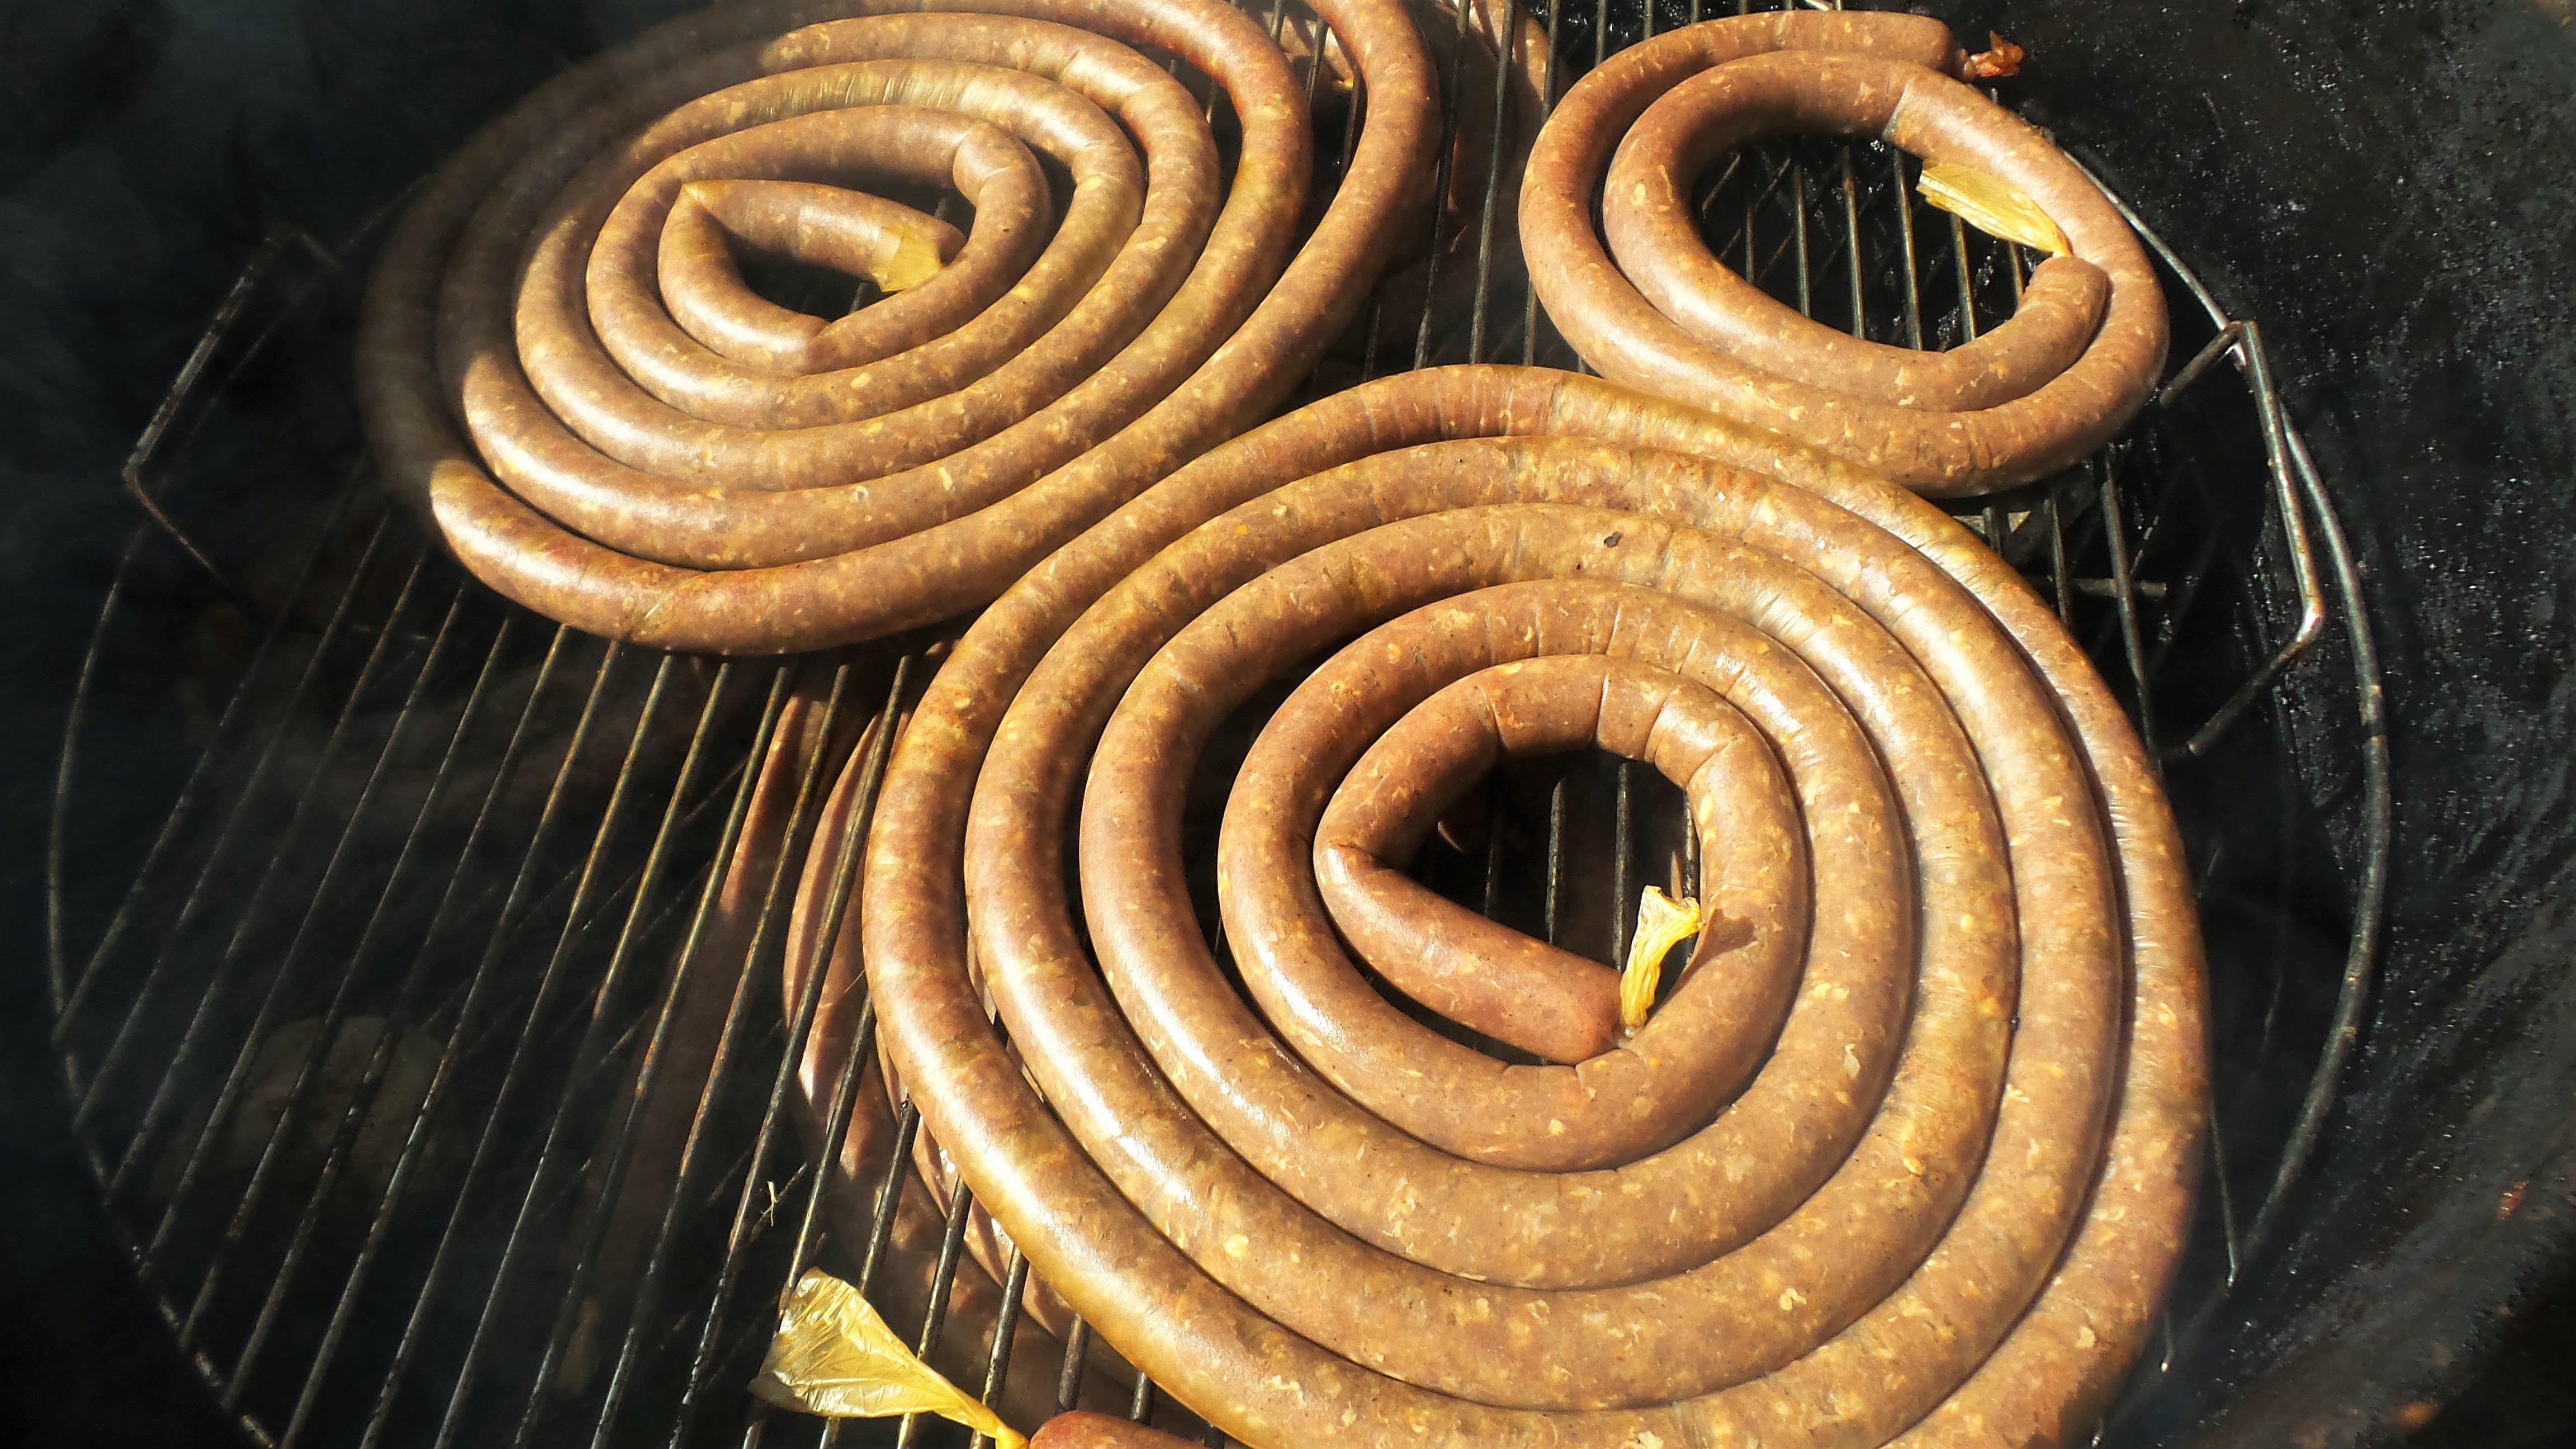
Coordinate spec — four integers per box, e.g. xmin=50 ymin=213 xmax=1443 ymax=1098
xmin=1522 ymin=11 xmax=2167 ymax=495
xmin=835 ymin=364 xmax=2206 ymax=1446
xmin=358 ymin=0 xmax=1436 ymax=654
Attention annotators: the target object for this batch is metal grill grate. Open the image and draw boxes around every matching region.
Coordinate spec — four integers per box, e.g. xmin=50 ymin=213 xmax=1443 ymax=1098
xmin=45 ymin=3 xmax=2389 ymax=1448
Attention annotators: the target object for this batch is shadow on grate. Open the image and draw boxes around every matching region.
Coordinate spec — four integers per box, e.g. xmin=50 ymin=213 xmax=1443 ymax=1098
xmin=45 ymin=3 xmax=2386 ymax=1448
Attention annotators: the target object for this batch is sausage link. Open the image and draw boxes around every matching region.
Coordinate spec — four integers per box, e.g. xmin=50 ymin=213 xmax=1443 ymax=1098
xmin=1326 ymin=0 xmax=1551 ymax=366
xmin=358 ymin=0 xmax=1437 ymax=654
xmin=662 ymin=670 xmax=1135 ymax=1427
xmin=1032 ymin=1410 xmax=1206 ymax=1449
xmin=784 ymin=707 xmax=1090 ymax=1349
xmin=1602 ymin=55 xmax=2110 ymax=411
xmin=853 ymin=364 xmax=2205 ymax=1445
xmin=654 ymin=182 xmax=978 ymax=374
xmin=1311 ymin=655 xmax=1785 ymax=1064
xmin=1520 ymin=13 xmax=2167 ymax=494
xmin=1031 ymin=517 xmax=2068 ymax=1413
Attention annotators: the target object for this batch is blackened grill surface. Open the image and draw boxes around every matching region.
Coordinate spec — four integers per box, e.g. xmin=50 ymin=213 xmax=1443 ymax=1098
xmin=13 ymin=1 xmax=2563 ymax=1448
xmin=1921 ymin=7 xmax=2576 ymax=1449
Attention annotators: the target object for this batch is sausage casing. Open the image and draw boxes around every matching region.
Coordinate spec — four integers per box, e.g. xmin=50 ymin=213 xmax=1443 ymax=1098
xmin=851 ymin=364 xmax=2206 ymax=1445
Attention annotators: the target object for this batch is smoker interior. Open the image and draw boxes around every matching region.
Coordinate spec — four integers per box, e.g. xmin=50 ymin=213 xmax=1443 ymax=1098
xmin=25 ymin=1 xmax=2572 ymax=1447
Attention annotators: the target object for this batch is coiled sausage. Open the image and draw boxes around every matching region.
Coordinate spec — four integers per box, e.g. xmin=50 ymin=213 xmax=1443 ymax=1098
xmin=1521 ymin=12 xmax=2166 ymax=494
xmin=358 ymin=0 xmax=1436 ymax=654
xmin=847 ymin=364 xmax=2207 ymax=1445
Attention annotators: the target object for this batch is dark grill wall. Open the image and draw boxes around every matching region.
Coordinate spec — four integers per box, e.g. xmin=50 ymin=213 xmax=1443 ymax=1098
xmin=1896 ymin=5 xmax=2576 ymax=1446
xmin=1 ymin=4 xmax=2570 ymax=1449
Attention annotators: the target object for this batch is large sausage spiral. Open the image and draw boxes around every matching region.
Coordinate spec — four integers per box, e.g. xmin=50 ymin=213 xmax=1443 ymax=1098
xmin=848 ymin=364 xmax=2206 ymax=1446
xmin=357 ymin=0 xmax=1436 ymax=654
xmin=1522 ymin=11 xmax=2167 ymax=495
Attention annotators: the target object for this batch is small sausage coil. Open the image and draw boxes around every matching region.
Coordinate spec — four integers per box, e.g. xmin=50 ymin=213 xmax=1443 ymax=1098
xmin=1522 ymin=11 xmax=2167 ymax=495
xmin=357 ymin=0 xmax=1436 ymax=655
xmin=849 ymin=364 xmax=2207 ymax=1446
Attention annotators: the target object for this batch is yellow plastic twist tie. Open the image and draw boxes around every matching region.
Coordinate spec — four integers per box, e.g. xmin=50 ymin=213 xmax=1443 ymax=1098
xmin=1620 ymin=886 xmax=1704 ymax=1033
xmin=873 ymin=227 xmax=948 ymax=292
xmin=1917 ymin=162 xmax=2071 ymax=257
xmin=750 ymin=1269 xmax=1027 ymax=1449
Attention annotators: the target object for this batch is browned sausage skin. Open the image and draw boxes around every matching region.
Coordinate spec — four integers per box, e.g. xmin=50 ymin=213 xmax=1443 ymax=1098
xmin=651 ymin=181 xmax=980 ymax=375
xmin=671 ymin=669 xmax=1136 ymax=1426
xmin=358 ymin=0 xmax=1437 ymax=654
xmin=1520 ymin=13 xmax=2167 ymax=494
xmin=1601 ymin=53 xmax=2111 ymax=411
xmin=783 ymin=702 xmax=1092 ymax=1348
xmin=1032 ymin=1410 xmax=1206 ymax=1449
xmin=855 ymin=363 xmax=2205 ymax=1445
xmin=1327 ymin=0 xmax=1551 ymax=366
xmin=1011 ymin=506 xmax=2076 ymax=1414
xmin=1311 ymin=655 xmax=1779 ymax=1065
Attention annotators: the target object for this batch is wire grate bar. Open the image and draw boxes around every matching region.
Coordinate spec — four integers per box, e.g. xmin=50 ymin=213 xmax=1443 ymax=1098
xmin=889 ymin=1181 xmax=979 ymax=1449
xmin=352 ymin=638 xmax=633 ymax=1449
xmin=110 ymin=541 xmax=437 ymax=1207
xmin=2097 ymin=453 xmax=2163 ymax=760
xmin=970 ymin=1251 xmax=1035 ymax=1449
xmin=1466 ymin=0 xmax=1527 ymax=363
xmin=424 ymin=652 xmax=690 ymax=1449
xmin=675 ymin=660 xmax=919 ymax=1449
xmin=220 ymin=604 xmax=527 ymax=1412
xmin=1518 ymin=0 xmax=1565 ymax=366
xmin=500 ymin=659 xmax=756 ymax=1449
xmin=1407 ymin=0 xmax=1484 ymax=369
xmin=172 ymin=580 xmax=477 ymax=1338
xmin=578 ymin=664 xmax=818 ymax=1449
xmin=73 ymin=511 xmax=400 ymax=1138
xmin=856 ymin=1099 xmax=925 ymax=1301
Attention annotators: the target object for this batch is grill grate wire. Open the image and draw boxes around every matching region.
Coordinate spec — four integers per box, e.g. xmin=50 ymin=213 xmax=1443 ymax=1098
xmin=44 ymin=3 xmax=2391 ymax=1448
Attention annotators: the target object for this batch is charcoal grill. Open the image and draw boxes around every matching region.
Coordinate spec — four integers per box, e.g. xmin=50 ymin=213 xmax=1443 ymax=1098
xmin=40 ymin=1 xmax=2399 ymax=1447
